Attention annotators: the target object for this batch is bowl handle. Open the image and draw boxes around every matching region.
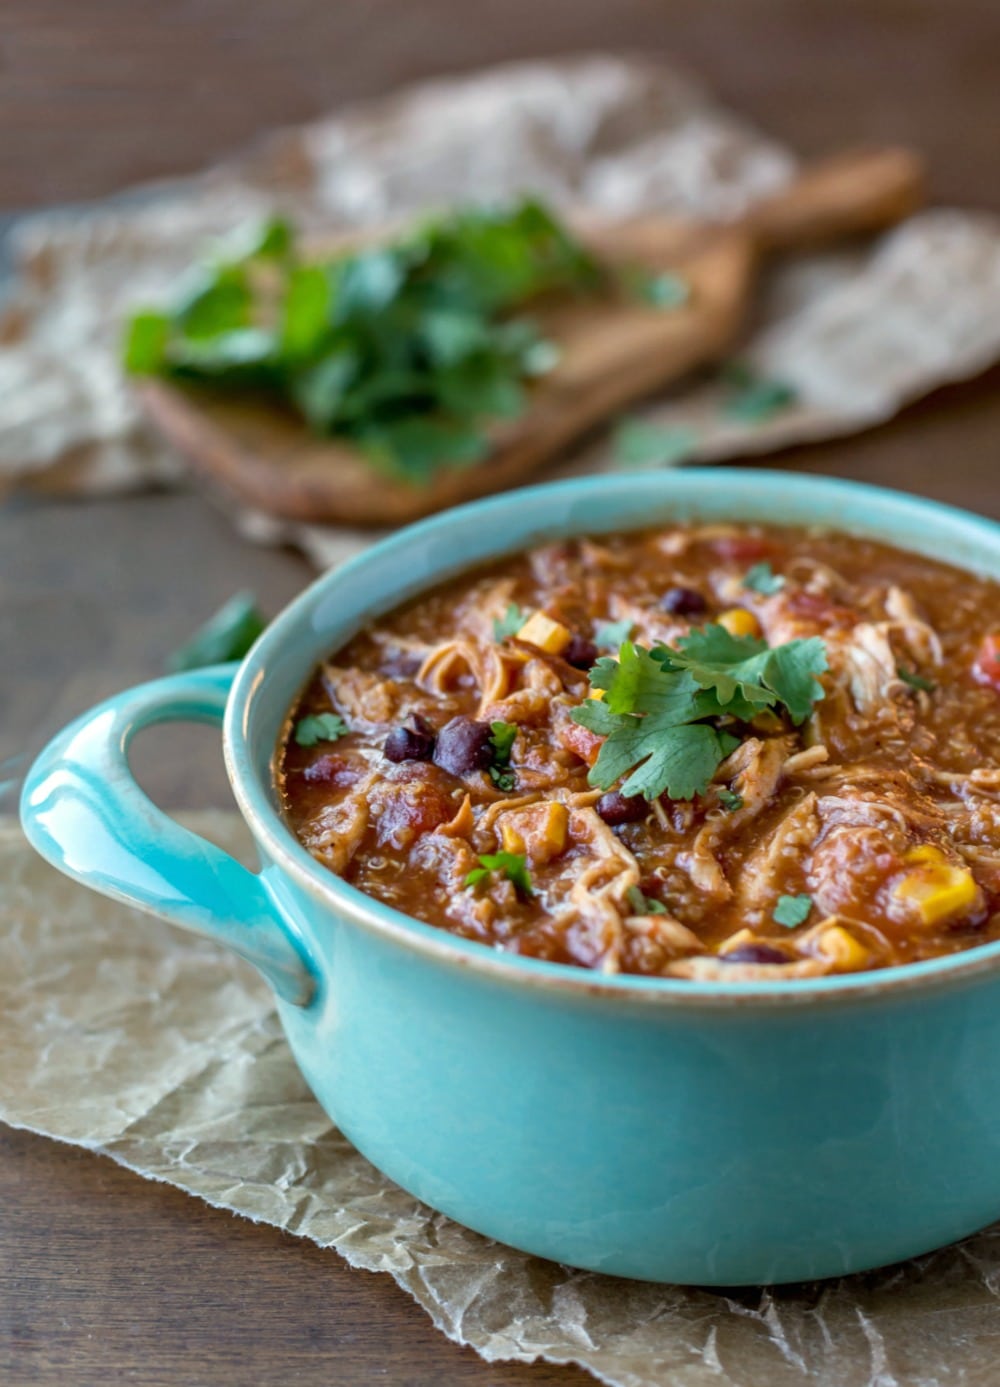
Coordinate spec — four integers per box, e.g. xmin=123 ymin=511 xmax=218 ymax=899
xmin=19 ymin=664 xmax=314 ymax=1006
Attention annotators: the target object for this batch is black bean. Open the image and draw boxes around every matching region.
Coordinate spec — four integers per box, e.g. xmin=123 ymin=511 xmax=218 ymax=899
xmin=719 ymin=943 xmax=789 ymax=965
xmin=563 ymin=635 xmax=599 ymax=670
xmin=384 ymin=724 xmax=435 ymax=763
xmin=432 ymin=716 xmax=494 ymax=776
xmin=661 ymin=586 xmax=708 ymax=618
xmin=596 ymin=791 xmax=649 ymax=826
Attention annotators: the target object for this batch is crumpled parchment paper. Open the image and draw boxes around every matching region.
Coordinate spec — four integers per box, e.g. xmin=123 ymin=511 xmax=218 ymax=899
xmin=3 ymin=56 xmax=1000 ymax=568
xmin=4 ymin=813 xmax=1000 ymax=1387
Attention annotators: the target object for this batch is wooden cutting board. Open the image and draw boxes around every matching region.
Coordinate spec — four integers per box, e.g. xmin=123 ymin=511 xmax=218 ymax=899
xmin=136 ymin=147 xmax=923 ymax=526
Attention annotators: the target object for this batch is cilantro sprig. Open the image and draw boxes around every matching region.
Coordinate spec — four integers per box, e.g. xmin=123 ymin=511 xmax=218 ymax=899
xmin=167 ymin=591 xmax=266 ymax=672
xmin=488 ymin=720 xmax=517 ymax=792
xmin=897 ymin=665 xmax=936 ymax=693
xmin=124 ymin=201 xmax=601 ymax=481
xmin=294 ymin=712 xmax=349 ymax=747
xmin=571 ymin=626 xmax=827 ymax=803
xmin=742 ymin=562 xmax=785 ymax=596
xmin=493 ymin=603 xmax=529 ymax=641
xmin=465 ymin=852 xmax=533 ymax=897
xmin=626 ymin=885 xmax=667 ymax=916
xmin=773 ymin=893 xmax=813 ymax=928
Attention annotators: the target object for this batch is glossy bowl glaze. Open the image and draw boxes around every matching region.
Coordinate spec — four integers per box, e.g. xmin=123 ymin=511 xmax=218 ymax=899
xmin=21 ymin=470 xmax=1000 ymax=1284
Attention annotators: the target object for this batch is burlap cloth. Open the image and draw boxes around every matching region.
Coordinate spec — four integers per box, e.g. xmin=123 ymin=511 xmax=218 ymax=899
xmin=6 ymin=57 xmax=1000 ymax=1385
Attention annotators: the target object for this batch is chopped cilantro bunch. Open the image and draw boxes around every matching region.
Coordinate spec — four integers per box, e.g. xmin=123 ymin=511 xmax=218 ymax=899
xmin=571 ymin=625 xmax=827 ymax=802
xmin=123 ymin=201 xmax=602 ymax=480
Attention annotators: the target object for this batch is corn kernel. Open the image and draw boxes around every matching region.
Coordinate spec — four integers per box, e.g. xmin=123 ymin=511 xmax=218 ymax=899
xmin=718 ymin=607 xmax=761 ymax=639
xmin=587 ymin=687 xmax=606 ymax=701
xmin=500 ymin=802 xmax=568 ymax=863
xmin=816 ymin=924 xmax=869 ymax=971
xmin=893 ymin=860 xmax=979 ymax=926
xmin=516 ymin=611 xmax=571 ymax=654
xmin=500 ymin=821 xmax=524 ymax=854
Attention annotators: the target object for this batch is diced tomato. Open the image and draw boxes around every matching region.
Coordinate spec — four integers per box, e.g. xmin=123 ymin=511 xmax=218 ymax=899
xmin=372 ymin=775 xmax=455 ymax=849
xmin=556 ymin=719 xmax=603 ymax=767
xmin=973 ymin=634 xmax=1000 ymax=689
xmin=711 ymin=536 xmax=773 ymax=563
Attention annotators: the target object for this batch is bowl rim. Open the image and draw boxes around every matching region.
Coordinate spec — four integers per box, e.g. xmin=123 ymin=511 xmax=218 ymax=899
xmin=224 ymin=467 xmax=1000 ymax=1010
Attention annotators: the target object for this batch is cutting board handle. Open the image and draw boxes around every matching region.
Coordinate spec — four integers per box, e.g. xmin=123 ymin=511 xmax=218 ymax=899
xmin=745 ymin=146 xmax=925 ymax=252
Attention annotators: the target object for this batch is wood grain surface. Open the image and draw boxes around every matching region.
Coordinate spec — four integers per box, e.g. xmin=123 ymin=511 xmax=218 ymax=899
xmin=3 ymin=3 xmax=1000 ymax=1384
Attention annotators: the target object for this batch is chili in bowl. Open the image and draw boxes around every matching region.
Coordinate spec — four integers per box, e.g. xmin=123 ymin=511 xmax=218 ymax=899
xmin=280 ymin=522 xmax=1000 ymax=982
xmin=21 ymin=470 xmax=1000 ymax=1285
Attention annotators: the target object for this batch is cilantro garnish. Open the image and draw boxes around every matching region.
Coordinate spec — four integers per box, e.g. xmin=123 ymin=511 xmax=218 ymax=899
xmin=123 ymin=200 xmax=601 ymax=480
xmin=465 ymin=852 xmax=533 ymax=897
xmin=595 ymin=617 xmax=634 ymax=649
xmin=612 ymin=418 xmax=699 ymax=471
xmin=717 ymin=788 xmax=744 ymax=812
xmin=742 ymin=562 xmax=785 ymax=596
xmin=897 ymin=666 xmax=936 ymax=693
xmin=493 ymin=603 xmax=529 ymax=641
xmin=773 ymin=893 xmax=813 ymax=928
xmin=625 ymin=885 xmax=668 ymax=916
xmin=488 ymin=720 xmax=518 ymax=791
xmin=720 ymin=361 xmax=796 ymax=423
xmin=571 ymin=628 xmax=826 ymax=802
xmin=167 ymin=592 xmax=266 ymax=672
xmin=294 ymin=712 xmax=349 ymax=747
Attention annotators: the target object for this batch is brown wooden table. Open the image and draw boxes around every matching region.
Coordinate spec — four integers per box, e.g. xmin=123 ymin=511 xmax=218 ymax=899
xmin=3 ymin=3 xmax=1000 ymax=1382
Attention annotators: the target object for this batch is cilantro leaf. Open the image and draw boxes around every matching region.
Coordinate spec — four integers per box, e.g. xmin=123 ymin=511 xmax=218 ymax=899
xmin=357 ymin=417 xmax=489 ymax=482
xmin=281 ymin=264 xmax=333 ymax=359
xmin=612 ymin=418 xmax=699 ymax=470
xmin=123 ymin=311 xmax=170 ymax=374
xmin=493 ymin=603 xmax=529 ymax=641
xmin=173 ymin=264 xmax=252 ymax=340
xmin=626 ymin=885 xmax=668 ymax=916
xmin=616 ymin=722 xmax=731 ymax=802
xmin=897 ymin=666 xmax=936 ymax=693
xmin=167 ymin=592 xmax=266 ymax=672
xmin=586 ymin=643 xmax=713 ymax=724
xmin=465 ymin=852 xmax=533 ymax=896
xmin=294 ymin=712 xmax=349 ymax=747
xmin=663 ymin=625 xmax=827 ymax=724
xmin=594 ymin=617 xmax=633 ymax=649
xmin=773 ymin=893 xmax=813 ymax=928
xmin=742 ymin=561 xmax=785 ymax=595
xmin=717 ymin=788 xmax=744 ymax=812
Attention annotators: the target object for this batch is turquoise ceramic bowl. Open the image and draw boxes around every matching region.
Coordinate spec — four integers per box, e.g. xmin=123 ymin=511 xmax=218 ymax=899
xmin=20 ymin=469 xmax=1000 ymax=1285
